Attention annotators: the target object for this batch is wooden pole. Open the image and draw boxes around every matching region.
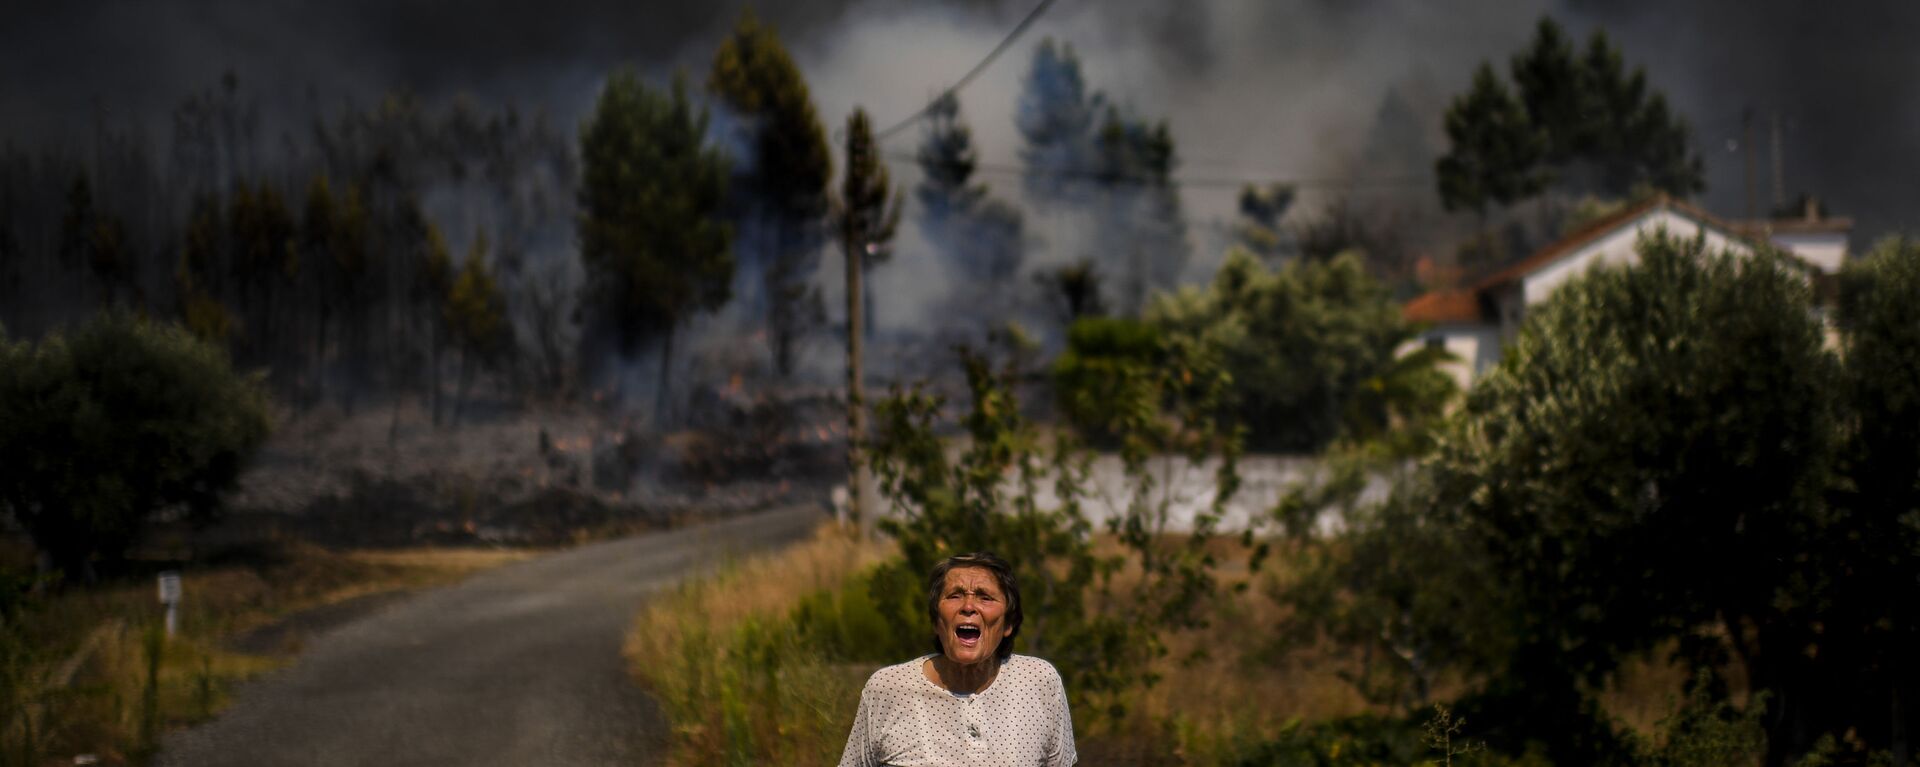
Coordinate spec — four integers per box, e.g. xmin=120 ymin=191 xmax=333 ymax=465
xmin=847 ymin=239 xmax=869 ymax=538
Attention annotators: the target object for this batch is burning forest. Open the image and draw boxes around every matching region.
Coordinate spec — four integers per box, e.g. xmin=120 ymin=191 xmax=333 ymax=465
xmin=3 ymin=1 xmax=1919 ymax=766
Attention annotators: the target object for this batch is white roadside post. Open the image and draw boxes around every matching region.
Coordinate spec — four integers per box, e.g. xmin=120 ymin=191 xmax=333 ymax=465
xmin=157 ymin=571 xmax=182 ymax=636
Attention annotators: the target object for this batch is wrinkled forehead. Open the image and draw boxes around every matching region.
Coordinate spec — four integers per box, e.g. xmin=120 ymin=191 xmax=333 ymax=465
xmin=941 ymin=566 xmax=1003 ymax=598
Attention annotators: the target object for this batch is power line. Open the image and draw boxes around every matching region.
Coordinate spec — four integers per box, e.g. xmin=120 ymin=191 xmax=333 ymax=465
xmin=872 ymin=0 xmax=1059 ymax=143
xmin=883 ymin=150 xmax=1432 ymax=191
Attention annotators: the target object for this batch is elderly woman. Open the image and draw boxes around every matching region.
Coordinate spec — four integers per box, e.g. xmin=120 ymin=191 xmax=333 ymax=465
xmin=837 ymin=551 xmax=1077 ymax=766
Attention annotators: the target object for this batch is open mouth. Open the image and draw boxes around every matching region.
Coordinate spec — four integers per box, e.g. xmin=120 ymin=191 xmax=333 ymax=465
xmin=954 ymin=625 xmax=982 ymax=646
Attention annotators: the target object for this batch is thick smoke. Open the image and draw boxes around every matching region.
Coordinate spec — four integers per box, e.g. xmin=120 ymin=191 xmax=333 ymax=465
xmin=3 ymin=0 xmax=1916 ymax=342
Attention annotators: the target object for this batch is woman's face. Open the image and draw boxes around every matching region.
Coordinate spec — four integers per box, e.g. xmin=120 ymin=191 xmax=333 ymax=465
xmin=935 ymin=566 xmax=1010 ymax=666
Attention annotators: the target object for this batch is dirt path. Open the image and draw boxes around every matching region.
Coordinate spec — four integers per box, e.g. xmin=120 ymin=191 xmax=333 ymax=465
xmin=158 ymin=504 xmax=826 ymax=766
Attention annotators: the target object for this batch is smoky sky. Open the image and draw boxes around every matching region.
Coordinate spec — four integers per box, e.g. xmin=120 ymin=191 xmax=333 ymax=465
xmin=3 ymin=0 xmax=1916 ymax=246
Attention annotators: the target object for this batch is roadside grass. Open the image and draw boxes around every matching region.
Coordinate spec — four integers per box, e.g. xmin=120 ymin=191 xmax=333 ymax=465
xmin=624 ymin=525 xmax=1388 ymax=765
xmin=0 ymin=538 xmax=531 ymax=766
xmin=625 ymin=525 xmax=1728 ymax=765
xmin=624 ymin=523 xmax=895 ymax=766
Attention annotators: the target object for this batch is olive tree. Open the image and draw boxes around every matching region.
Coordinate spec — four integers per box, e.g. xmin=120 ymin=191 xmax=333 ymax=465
xmin=0 ymin=315 xmax=271 ymax=581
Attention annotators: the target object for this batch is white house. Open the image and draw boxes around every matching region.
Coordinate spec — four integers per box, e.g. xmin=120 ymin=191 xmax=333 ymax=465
xmin=1403 ymin=195 xmax=1848 ymax=390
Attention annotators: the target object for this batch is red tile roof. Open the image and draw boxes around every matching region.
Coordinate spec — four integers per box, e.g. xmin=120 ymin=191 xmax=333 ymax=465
xmin=1402 ymin=195 xmax=1772 ymax=325
xmin=1402 ymin=288 xmax=1483 ymax=325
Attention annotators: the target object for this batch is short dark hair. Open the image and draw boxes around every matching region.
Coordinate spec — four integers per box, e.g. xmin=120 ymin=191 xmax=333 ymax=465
xmin=925 ymin=552 xmax=1022 ymax=661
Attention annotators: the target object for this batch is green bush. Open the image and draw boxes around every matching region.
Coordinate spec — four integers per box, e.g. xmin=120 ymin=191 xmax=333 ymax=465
xmin=1050 ymin=316 xmax=1167 ymax=447
xmin=1147 ymin=248 xmax=1452 ymax=453
xmin=870 ymin=344 xmax=1243 ymax=723
xmin=0 ymin=314 xmax=271 ymax=581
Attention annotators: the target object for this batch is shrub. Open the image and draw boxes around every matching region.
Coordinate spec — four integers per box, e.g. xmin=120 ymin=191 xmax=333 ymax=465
xmin=1148 ymin=249 xmax=1451 ymax=453
xmin=0 ymin=314 xmax=271 ymax=581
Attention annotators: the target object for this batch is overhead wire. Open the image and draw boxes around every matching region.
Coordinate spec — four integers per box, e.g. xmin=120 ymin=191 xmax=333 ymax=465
xmin=884 ymin=151 xmax=1433 ymax=192
xmin=871 ymin=0 xmax=1060 ymax=143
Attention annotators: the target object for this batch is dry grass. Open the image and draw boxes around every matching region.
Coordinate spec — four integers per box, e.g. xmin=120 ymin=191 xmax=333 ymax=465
xmin=2 ymin=540 xmax=532 ymax=765
xmin=622 ymin=525 xmax=1718 ymax=766
xmin=624 ymin=522 xmax=894 ymax=766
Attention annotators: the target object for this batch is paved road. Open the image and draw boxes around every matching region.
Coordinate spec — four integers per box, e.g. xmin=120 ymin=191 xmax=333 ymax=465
xmin=159 ymin=504 xmax=826 ymax=767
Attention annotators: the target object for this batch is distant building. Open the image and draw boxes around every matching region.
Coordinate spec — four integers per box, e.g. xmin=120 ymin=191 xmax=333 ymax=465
xmin=1403 ymin=195 xmax=1847 ymax=390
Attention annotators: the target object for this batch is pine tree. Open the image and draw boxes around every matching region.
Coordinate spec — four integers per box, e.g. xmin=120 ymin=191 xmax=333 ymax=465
xmin=1016 ymin=38 xmax=1102 ymax=205
xmin=916 ymin=93 xmax=1023 ymax=326
xmin=708 ymin=11 xmax=832 ymax=378
xmin=1436 ymin=63 xmax=1547 ymax=216
xmin=577 ymin=70 xmax=733 ymax=423
xmin=1093 ymin=106 xmax=1188 ymax=313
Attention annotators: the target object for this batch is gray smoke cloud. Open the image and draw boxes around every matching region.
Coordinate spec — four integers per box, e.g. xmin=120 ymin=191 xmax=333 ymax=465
xmin=3 ymin=0 xmax=1915 ymax=335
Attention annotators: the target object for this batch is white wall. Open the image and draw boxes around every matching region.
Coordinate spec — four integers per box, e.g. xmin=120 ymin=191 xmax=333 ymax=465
xmin=1401 ymin=323 xmax=1502 ymax=391
xmin=1771 ymin=231 xmax=1849 ymax=273
xmin=1522 ymin=209 xmax=1753 ymax=306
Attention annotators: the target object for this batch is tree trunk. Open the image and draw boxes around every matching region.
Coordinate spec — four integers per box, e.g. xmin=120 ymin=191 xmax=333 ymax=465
xmin=655 ymin=322 xmax=675 ymax=430
xmin=429 ymin=328 xmax=443 ymax=427
xmin=453 ymin=349 xmax=473 ymax=427
xmin=847 ymin=238 xmax=869 ymax=539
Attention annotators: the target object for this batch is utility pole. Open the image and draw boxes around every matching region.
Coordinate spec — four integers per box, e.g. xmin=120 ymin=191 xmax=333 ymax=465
xmin=846 ymin=236 xmax=869 ymax=538
xmin=836 ymin=108 xmax=899 ymax=541
xmin=1769 ymin=109 xmax=1786 ymax=213
xmin=1743 ymin=107 xmax=1756 ymax=222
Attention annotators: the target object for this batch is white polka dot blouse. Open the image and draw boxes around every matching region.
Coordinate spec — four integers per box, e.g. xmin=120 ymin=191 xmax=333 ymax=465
xmin=837 ymin=654 xmax=1077 ymax=767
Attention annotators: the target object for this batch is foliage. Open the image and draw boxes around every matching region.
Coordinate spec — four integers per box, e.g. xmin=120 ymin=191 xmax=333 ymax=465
xmin=1236 ymin=182 xmax=1298 ymax=261
xmin=0 ymin=315 xmax=271 ymax=580
xmin=1017 ymin=37 xmax=1188 ymax=312
xmin=1050 ymin=316 xmax=1166 ymax=448
xmin=1436 ymin=63 xmax=1546 ymax=216
xmin=867 ymin=337 xmax=1243 ymax=722
xmin=1218 ymin=712 xmax=1545 ymax=767
xmin=1439 ymin=18 xmax=1704 ymax=215
xmin=1632 ymin=673 xmax=1767 ymax=767
xmin=1148 ymin=249 xmax=1453 ymax=453
xmin=1418 ymin=232 xmax=1836 ymax=763
xmin=1270 ymin=456 xmax=1516 ymax=712
xmin=917 ymin=93 xmax=1025 ymax=325
xmin=1508 ymin=19 xmax=1705 ymax=198
xmin=835 ymin=107 xmax=902 ymax=352
xmin=708 ymin=10 xmax=834 ymax=377
xmin=1827 ymin=236 xmax=1920 ymax=757
xmin=1037 ymin=258 xmax=1108 ymax=325
xmin=625 ymin=527 xmax=890 ymax=766
xmin=577 ymin=70 xmax=733 ymax=352
xmin=1094 ymin=105 xmax=1189 ymax=313
xmin=1016 ymin=37 xmax=1103 ymax=205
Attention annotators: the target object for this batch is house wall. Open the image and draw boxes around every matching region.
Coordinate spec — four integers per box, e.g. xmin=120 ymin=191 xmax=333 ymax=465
xmin=1770 ymin=231 xmax=1849 ymax=273
xmin=1522 ymin=210 xmax=1753 ymax=306
xmin=1404 ymin=323 xmax=1503 ymax=392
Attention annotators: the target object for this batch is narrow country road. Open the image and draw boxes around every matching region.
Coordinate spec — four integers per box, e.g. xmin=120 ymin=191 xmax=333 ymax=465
xmin=159 ymin=503 xmax=826 ymax=766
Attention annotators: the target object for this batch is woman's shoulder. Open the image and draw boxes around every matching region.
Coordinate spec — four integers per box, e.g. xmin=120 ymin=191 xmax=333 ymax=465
xmin=860 ymin=654 xmax=937 ymax=693
xmin=1004 ymin=654 xmax=1065 ymax=685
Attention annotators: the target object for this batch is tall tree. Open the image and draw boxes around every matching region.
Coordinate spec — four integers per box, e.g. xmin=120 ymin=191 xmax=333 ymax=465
xmin=1832 ymin=237 xmax=1920 ymax=764
xmin=301 ymin=174 xmax=371 ymax=404
xmin=1234 ymin=182 xmax=1296 ymax=261
xmin=1093 ymin=106 xmax=1187 ymax=312
xmin=577 ymin=70 xmax=733 ymax=423
xmin=708 ymin=11 xmax=833 ymax=378
xmin=225 ymin=180 xmax=298 ymax=371
xmin=1016 ymin=37 xmax=1102 ymax=205
xmin=1436 ymin=63 xmax=1547 ymax=217
xmin=444 ymin=234 xmax=510 ymax=425
xmin=835 ymin=108 xmax=901 ymax=538
xmin=1440 ymin=17 xmax=1704 ymax=214
xmin=916 ymin=93 xmax=1024 ymax=327
xmin=1424 ymin=235 xmax=1836 ymax=764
